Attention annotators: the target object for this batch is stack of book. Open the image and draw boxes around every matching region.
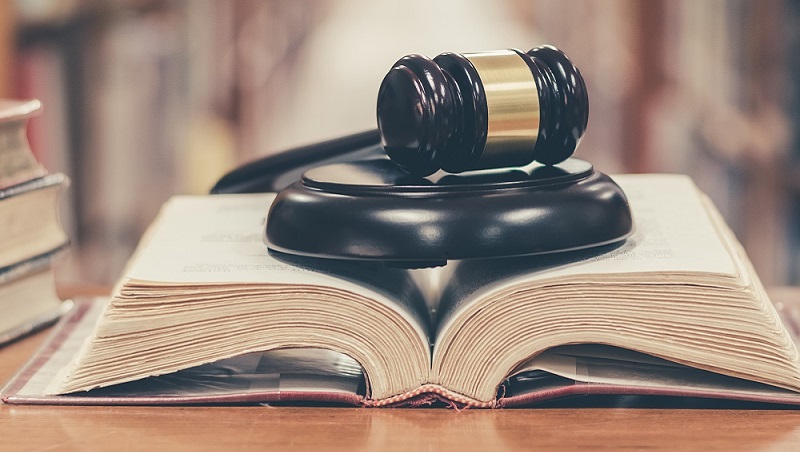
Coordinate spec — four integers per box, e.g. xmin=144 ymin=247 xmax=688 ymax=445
xmin=0 ymin=99 xmax=71 ymax=345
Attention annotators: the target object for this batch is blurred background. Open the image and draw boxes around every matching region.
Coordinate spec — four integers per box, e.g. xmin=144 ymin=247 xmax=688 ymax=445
xmin=0 ymin=0 xmax=798 ymax=290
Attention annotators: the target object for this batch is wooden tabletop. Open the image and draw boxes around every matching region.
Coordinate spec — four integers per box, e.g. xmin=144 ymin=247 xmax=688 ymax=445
xmin=2 ymin=289 xmax=800 ymax=451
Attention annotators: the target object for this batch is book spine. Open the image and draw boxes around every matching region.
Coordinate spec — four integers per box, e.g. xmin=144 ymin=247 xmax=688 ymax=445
xmin=0 ymin=172 xmax=67 ymax=200
xmin=0 ymin=244 xmax=68 ymax=285
xmin=0 ymin=118 xmax=47 ymax=189
xmin=0 ymin=300 xmax=73 ymax=348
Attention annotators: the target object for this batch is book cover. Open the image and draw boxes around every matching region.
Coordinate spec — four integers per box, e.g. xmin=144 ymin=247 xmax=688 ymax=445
xmin=0 ymin=246 xmax=72 ymax=346
xmin=0 ymin=173 xmax=70 ymax=270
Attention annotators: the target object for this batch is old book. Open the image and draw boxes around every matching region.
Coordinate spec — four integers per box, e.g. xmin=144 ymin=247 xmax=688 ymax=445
xmin=0 ymin=99 xmax=71 ymax=347
xmin=5 ymin=174 xmax=800 ymax=407
xmin=0 ymin=248 xmax=72 ymax=346
xmin=0 ymin=173 xmax=70 ymax=269
xmin=0 ymin=99 xmax=47 ymax=189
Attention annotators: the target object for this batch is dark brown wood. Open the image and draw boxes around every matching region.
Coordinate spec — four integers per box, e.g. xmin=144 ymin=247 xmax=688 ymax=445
xmin=525 ymin=45 xmax=590 ymax=165
xmin=377 ymin=53 xmax=456 ymax=175
xmin=377 ymin=46 xmax=588 ymax=175
xmin=434 ymin=52 xmax=487 ymax=172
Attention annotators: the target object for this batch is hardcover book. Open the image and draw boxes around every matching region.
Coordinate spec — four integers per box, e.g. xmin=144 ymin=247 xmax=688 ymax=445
xmin=0 ymin=98 xmax=71 ymax=347
xmin=5 ymin=174 xmax=800 ymax=407
xmin=0 ymin=247 xmax=72 ymax=347
xmin=0 ymin=174 xmax=70 ymax=269
xmin=0 ymin=99 xmax=47 ymax=189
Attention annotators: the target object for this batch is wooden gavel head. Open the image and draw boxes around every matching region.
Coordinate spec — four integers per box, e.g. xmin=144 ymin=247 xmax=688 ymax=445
xmin=376 ymin=46 xmax=589 ymax=176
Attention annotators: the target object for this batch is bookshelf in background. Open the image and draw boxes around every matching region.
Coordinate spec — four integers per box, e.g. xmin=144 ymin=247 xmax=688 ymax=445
xmin=505 ymin=0 xmax=798 ymax=285
xmin=12 ymin=4 xmax=111 ymax=289
xmin=5 ymin=0 xmax=800 ymax=288
xmin=788 ymin=0 xmax=800 ymax=285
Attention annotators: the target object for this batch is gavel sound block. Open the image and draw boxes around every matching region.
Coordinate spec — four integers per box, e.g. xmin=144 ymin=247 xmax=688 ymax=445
xmin=217 ymin=45 xmax=632 ymax=267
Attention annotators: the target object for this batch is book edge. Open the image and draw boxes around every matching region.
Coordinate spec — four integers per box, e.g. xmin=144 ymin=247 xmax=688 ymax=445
xmin=0 ymin=243 xmax=70 ymax=284
xmin=0 ymin=173 xmax=68 ymax=200
xmin=7 ymin=298 xmax=800 ymax=409
xmin=497 ymin=382 xmax=800 ymax=408
xmin=0 ymin=300 xmax=73 ymax=348
xmin=0 ymin=99 xmax=42 ymax=123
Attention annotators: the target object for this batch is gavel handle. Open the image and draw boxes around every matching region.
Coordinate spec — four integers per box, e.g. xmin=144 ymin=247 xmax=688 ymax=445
xmin=210 ymin=129 xmax=383 ymax=194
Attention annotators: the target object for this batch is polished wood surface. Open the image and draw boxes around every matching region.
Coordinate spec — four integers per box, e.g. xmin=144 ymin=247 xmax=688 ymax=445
xmin=2 ymin=289 xmax=800 ymax=451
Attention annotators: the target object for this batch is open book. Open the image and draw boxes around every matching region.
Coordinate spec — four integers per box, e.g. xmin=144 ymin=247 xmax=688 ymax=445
xmin=5 ymin=174 xmax=800 ymax=407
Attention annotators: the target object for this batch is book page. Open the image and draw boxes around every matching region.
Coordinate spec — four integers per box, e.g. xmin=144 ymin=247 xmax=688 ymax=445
xmin=124 ymin=194 xmax=431 ymax=343
xmin=509 ymin=345 xmax=800 ymax=399
xmin=435 ymin=174 xmax=741 ymax=335
xmin=54 ymin=194 xmax=434 ymax=399
xmin=15 ymin=301 xmax=364 ymax=400
xmin=73 ymin=349 xmax=365 ymax=398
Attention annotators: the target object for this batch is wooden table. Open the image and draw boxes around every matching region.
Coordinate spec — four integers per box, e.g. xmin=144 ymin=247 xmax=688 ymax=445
xmin=2 ymin=289 xmax=800 ymax=451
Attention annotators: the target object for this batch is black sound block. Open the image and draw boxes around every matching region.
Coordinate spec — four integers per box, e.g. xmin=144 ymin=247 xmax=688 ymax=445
xmin=265 ymin=158 xmax=633 ymax=268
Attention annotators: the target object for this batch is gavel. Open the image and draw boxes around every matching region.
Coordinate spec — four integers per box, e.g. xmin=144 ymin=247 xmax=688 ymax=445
xmin=211 ymin=45 xmax=591 ymax=194
xmin=377 ymin=45 xmax=588 ymax=176
xmin=213 ymin=44 xmax=630 ymax=266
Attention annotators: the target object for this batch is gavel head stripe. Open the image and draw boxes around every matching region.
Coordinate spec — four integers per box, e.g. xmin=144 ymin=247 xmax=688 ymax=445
xmin=462 ymin=50 xmax=540 ymax=170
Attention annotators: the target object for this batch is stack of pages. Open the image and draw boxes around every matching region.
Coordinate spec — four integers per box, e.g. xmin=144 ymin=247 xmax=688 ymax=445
xmin=4 ymin=174 xmax=800 ymax=408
